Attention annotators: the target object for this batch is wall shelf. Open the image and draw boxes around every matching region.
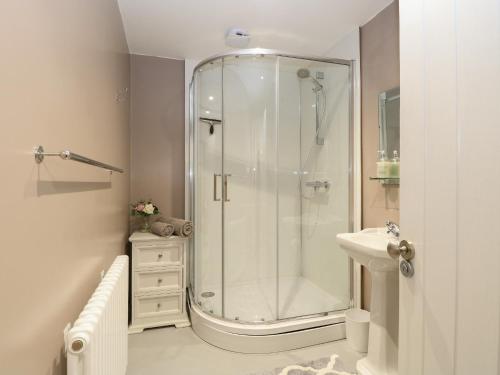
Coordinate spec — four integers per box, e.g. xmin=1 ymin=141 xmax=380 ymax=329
xmin=369 ymin=176 xmax=400 ymax=186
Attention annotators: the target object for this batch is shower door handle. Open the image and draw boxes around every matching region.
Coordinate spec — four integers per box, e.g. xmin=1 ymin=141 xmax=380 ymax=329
xmin=213 ymin=173 xmax=221 ymax=201
xmin=223 ymin=174 xmax=231 ymax=202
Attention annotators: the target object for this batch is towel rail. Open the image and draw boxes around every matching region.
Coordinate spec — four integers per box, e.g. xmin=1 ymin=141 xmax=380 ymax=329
xmin=34 ymin=145 xmax=124 ymax=173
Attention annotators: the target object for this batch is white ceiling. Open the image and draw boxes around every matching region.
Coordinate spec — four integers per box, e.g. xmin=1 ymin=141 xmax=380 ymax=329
xmin=118 ymin=0 xmax=393 ymax=60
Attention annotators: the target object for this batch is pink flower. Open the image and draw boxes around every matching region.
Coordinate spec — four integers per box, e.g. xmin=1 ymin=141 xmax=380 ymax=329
xmin=136 ymin=203 xmax=145 ymax=211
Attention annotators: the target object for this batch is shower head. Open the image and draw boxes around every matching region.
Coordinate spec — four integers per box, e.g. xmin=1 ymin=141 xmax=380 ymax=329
xmin=297 ymin=68 xmax=311 ymax=79
xmin=296 ymin=68 xmax=323 ymax=92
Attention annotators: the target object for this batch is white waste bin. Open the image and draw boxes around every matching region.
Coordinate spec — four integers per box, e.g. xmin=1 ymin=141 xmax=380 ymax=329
xmin=345 ymin=308 xmax=370 ymax=353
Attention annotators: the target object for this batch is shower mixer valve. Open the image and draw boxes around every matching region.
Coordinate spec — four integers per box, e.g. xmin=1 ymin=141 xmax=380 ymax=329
xmin=304 ymin=180 xmax=331 ymax=191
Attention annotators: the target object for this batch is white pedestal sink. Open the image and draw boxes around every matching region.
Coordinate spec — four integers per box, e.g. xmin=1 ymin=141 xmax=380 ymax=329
xmin=336 ymin=228 xmax=399 ymax=375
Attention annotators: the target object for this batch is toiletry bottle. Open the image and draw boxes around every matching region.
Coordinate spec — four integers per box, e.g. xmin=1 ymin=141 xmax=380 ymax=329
xmin=390 ymin=150 xmax=400 ymax=178
xmin=377 ymin=150 xmax=388 ymax=178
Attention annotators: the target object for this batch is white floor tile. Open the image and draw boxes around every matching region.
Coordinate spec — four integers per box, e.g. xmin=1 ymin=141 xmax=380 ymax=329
xmin=127 ymin=326 xmax=363 ymax=375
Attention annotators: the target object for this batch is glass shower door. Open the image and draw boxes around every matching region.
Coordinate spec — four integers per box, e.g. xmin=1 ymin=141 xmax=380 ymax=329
xmin=192 ymin=60 xmax=223 ymax=317
xmin=277 ymin=57 xmax=352 ymax=320
xmin=222 ymin=55 xmax=278 ymax=322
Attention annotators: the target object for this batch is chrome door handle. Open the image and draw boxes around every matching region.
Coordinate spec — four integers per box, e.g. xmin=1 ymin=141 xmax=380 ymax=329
xmin=213 ymin=173 xmax=221 ymax=201
xmin=387 ymin=240 xmax=415 ymax=261
xmin=223 ymin=174 xmax=231 ymax=202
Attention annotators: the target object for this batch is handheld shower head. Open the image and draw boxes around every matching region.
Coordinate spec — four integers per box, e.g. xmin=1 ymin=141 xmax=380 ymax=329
xmin=296 ymin=68 xmax=323 ymax=91
xmin=297 ymin=68 xmax=311 ymax=79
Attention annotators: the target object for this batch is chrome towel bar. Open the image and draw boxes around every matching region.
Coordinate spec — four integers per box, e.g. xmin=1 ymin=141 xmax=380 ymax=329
xmin=34 ymin=145 xmax=124 ymax=173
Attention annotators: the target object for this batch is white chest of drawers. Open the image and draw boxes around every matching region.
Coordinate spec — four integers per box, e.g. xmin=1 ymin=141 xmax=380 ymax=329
xmin=128 ymin=232 xmax=190 ymax=334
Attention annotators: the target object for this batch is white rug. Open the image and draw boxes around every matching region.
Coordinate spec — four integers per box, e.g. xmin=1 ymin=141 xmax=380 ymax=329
xmin=247 ymin=354 xmax=356 ymax=375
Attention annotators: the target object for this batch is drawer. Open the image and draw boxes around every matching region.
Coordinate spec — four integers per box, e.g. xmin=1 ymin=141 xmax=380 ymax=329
xmin=135 ymin=292 xmax=183 ymax=319
xmin=135 ymin=268 xmax=182 ymax=293
xmin=136 ymin=243 xmax=183 ymax=266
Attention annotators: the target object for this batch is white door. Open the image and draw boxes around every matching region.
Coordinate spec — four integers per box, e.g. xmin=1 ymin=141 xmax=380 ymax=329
xmin=399 ymin=1 xmax=500 ymax=374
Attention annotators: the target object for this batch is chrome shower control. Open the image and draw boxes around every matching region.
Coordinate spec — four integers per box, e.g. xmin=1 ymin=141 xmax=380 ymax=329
xmin=400 ymin=259 xmax=414 ymax=278
xmin=304 ymin=180 xmax=331 ymax=191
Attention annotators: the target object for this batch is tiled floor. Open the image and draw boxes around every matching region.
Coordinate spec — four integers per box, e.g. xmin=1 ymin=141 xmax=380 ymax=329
xmin=127 ymin=326 xmax=363 ymax=375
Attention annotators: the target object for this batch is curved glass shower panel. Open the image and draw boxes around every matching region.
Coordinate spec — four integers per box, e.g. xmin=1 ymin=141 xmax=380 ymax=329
xmin=296 ymin=60 xmax=352 ymax=316
xmin=278 ymin=57 xmax=351 ymax=320
xmin=192 ymin=60 xmax=223 ymax=316
xmin=275 ymin=57 xmax=303 ymax=319
xmin=222 ymin=55 xmax=278 ymax=322
xmin=190 ymin=51 xmax=353 ymax=327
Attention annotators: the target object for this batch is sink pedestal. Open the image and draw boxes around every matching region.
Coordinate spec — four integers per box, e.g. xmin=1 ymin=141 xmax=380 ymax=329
xmin=336 ymin=228 xmax=400 ymax=375
xmin=357 ymin=269 xmax=399 ymax=375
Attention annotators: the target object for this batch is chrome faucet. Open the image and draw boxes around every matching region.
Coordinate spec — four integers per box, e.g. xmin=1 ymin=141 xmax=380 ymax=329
xmin=386 ymin=221 xmax=400 ymax=238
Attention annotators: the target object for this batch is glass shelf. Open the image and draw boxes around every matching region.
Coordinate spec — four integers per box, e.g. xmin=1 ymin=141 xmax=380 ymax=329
xmin=369 ymin=176 xmax=400 ymax=185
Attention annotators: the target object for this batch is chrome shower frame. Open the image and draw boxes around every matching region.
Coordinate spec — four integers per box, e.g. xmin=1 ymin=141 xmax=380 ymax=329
xmin=188 ymin=48 xmax=356 ymax=329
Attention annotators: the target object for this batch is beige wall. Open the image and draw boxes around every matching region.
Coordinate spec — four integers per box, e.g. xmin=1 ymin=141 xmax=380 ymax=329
xmin=0 ymin=1 xmax=130 ymax=374
xmin=360 ymin=1 xmax=400 ymax=309
xmin=130 ymin=55 xmax=185 ymax=226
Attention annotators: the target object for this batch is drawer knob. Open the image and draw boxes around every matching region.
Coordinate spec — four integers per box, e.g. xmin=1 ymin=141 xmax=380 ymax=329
xmin=158 ymin=278 xmax=163 ymax=284
xmin=158 ymin=253 xmax=163 ymax=259
xmin=157 ymin=303 xmax=161 ymax=310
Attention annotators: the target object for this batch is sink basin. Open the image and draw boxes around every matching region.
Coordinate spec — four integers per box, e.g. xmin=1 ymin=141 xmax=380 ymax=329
xmin=336 ymin=228 xmax=398 ymax=272
xmin=336 ymin=228 xmax=399 ymax=375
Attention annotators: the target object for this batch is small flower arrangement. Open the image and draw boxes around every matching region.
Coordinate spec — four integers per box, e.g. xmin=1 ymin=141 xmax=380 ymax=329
xmin=130 ymin=200 xmax=159 ymax=232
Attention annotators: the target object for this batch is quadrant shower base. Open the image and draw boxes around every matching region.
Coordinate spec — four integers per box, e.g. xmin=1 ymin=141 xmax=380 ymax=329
xmin=195 ymin=276 xmax=346 ymax=322
xmin=188 ymin=276 xmax=348 ymax=353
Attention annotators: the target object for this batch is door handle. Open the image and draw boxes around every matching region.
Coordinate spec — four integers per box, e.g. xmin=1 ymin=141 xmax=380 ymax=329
xmin=387 ymin=240 xmax=415 ymax=261
xmin=223 ymin=174 xmax=231 ymax=202
xmin=213 ymin=173 xmax=221 ymax=201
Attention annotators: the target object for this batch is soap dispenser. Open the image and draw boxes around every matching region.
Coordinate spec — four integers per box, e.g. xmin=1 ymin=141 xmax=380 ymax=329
xmin=376 ymin=150 xmax=389 ymax=178
xmin=390 ymin=150 xmax=400 ymax=178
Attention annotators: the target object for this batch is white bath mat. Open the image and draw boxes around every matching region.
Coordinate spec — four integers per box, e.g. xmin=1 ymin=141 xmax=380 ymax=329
xmin=247 ymin=354 xmax=356 ymax=375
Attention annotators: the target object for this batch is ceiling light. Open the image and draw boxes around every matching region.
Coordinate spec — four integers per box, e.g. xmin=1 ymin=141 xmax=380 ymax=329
xmin=208 ymin=96 xmax=214 ymax=101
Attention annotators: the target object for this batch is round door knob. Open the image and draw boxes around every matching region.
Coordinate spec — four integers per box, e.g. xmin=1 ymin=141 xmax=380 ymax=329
xmin=387 ymin=240 xmax=415 ymax=260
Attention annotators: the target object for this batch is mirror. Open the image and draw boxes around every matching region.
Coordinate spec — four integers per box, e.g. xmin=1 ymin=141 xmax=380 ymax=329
xmin=378 ymin=86 xmax=400 ymax=159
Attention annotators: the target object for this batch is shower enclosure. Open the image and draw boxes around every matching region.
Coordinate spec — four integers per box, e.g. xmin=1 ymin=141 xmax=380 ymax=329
xmin=188 ymin=49 xmax=354 ymax=352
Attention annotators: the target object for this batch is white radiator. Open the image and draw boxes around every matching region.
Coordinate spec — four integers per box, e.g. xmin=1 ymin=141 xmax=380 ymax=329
xmin=66 ymin=255 xmax=129 ymax=375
